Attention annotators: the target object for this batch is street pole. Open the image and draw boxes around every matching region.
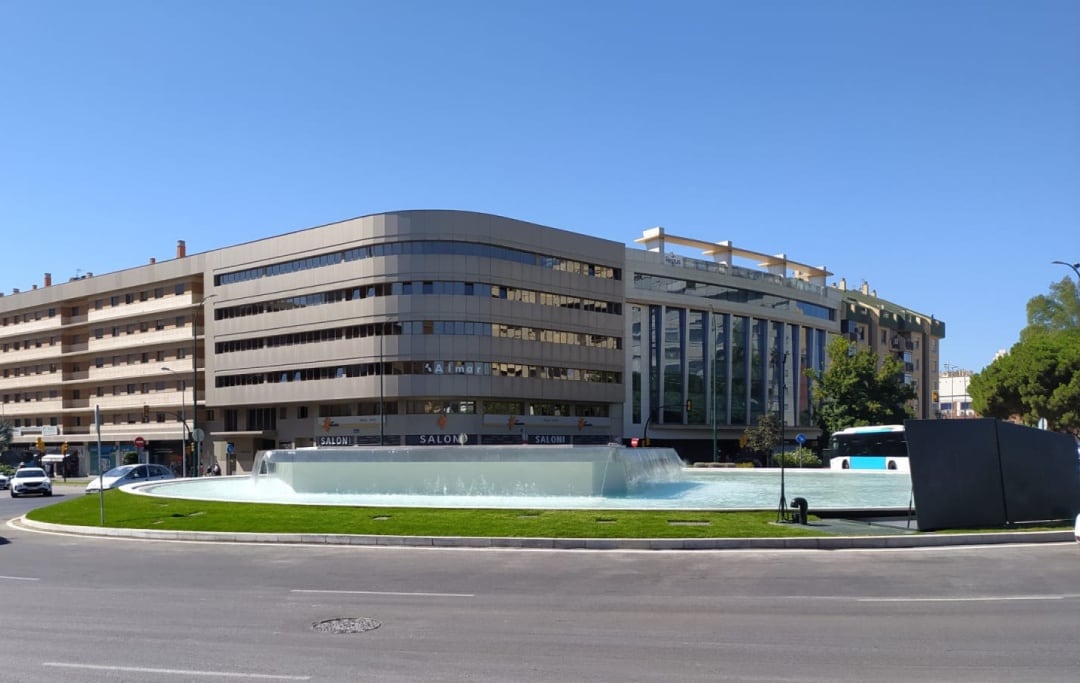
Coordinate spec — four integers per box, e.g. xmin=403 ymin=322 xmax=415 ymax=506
xmin=379 ymin=329 xmax=385 ymax=446
xmin=179 ymin=381 xmax=187 ymax=477
xmin=162 ymin=368 xmax=188 ymax=477
xmin=777 ymin=351 xmax=788 ymax=522
xmin=1051 ymin=260 xmax=1080 ymax=281
xmin=711 ymin=313 xmax=717 ymax=463
xmin=191 ymin=294 xmax=216 ymax=475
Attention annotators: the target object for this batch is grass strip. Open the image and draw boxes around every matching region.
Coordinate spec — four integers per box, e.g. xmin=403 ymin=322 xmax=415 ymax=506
xmin=27 ymin=490 xmax=830 ymax=539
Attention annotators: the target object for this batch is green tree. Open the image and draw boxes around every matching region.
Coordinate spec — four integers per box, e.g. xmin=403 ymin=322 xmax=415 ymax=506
xmin=969 ymin=328 xmax=1080 ymax=434
xmin=0 ymin=420 xmax=11 ymax=452
xmin=742 ymin=412 xmax=781 ymax=460
xmin=808 ymin=337 xmax=916 ymax=436
xmin=1022 ymin=276 xmax=1080 ymax=339
xmin=969 ymin=277 xmax=1080 ymax=435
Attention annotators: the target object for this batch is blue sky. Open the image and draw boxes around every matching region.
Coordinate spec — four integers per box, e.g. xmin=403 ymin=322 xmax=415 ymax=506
xmin=2 ymin=0 xmax=1077 ymax=373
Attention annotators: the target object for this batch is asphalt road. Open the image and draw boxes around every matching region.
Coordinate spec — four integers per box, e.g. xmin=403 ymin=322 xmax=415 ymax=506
xmin=1 ymin=486 xmax=1078 ymax=682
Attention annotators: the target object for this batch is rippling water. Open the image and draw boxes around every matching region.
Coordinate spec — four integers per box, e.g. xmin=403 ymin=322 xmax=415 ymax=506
xmin=143 ymin=468 xmax=914 ymax=511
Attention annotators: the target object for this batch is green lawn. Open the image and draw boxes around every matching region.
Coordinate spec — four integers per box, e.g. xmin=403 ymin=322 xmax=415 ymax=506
xmin=27 ymin=489 xmax=830 ymax=539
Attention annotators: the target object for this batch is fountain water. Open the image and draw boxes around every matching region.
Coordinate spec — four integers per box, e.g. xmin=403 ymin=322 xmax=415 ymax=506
xmin=251 ymin=445 xmax=685 ymax=497
xmin=140 ymin=444 xmax=915 ymax=510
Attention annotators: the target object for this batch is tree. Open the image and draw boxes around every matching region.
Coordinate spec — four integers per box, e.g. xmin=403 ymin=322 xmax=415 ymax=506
xmin=969 ymin=277 xmax=1080 ymax=435
xmin=969 ymin=328 xmax=1080 ymax=434
xmin=1022 ymin=277 xmax=1080 ymax=339
xmin=742 ymin=412 xmax=781 ymax=462
xmin=808 ymin=336 xmax=916 ymax=436
xmin=0 ymin=420 xmax=11 ymax=452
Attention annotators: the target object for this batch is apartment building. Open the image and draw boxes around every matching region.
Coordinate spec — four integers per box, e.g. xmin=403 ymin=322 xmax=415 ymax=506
xmin=836 ymin=280 xmax=945 ymax=419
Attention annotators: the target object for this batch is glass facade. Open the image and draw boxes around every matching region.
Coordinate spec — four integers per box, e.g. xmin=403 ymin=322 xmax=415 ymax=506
xmin=630 ymin=305 xmax=828 ymax=430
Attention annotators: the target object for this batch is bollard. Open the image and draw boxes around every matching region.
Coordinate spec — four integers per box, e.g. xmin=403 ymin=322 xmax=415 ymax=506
xmin=791 ymin=497 xmax=809 ymax=525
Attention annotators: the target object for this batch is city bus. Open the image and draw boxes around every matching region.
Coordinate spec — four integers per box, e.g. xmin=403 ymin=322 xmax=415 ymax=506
xmin=826 ymin=425 xmax=909 ymax=472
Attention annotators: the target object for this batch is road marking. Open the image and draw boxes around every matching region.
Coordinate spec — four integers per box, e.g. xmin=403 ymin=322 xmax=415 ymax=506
xmin=291 ymin=588 xmax=474 ymax=598
xmin=43 ymin=662 xmax=309 ymax=680
xmin=0 ymin=575 xmax=40 ymax=582
xmin=859 ymin=595 xmax=1071 ymax=603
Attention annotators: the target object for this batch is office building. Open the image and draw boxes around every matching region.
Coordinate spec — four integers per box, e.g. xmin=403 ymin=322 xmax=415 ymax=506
xmin=0 ymin=210 xmax=944 ymax=471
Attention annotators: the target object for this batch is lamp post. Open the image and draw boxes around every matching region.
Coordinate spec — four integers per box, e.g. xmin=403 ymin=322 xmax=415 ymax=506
xmin=776 ymin=351 xmax=788 ymax=522
xmin=1051 ymin=260 xmax=1080 ymax=281
xmin=161 ymin=367 xmax=187 ymax=476
xmin=191 ymin=294 xmax=216 ymax=476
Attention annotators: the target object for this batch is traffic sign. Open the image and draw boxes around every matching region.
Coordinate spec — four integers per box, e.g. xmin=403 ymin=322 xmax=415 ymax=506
xmin=795 ymin=433 xmax=806 ymax=446
xmin=134 ymin=436 xmax=146 ymax=448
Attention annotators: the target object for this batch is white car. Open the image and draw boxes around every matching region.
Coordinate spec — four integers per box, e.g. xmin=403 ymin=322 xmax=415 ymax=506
xmin=1075 ymin=513 xmax=1080 ymax=544
xmin=0 ymin=472 xmax=9 ymax=490
xmin=10 ymin=467 xmax=52 ymax=497
xmin=85 ymin=464 xmax=176 ymax=493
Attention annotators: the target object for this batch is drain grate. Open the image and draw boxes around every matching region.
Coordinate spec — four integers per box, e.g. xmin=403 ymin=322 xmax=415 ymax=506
xmin=312 ymin=617 xmax=382 ymax=634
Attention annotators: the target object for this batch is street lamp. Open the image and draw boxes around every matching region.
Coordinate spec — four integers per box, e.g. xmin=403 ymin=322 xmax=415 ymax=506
xmin=161 ymin=367 xmax=188 ymax=476
xmin=191 ymin=294 xmax=217 ymax=476
xmin=1051 ymin=260 xmax=1080 ymax=281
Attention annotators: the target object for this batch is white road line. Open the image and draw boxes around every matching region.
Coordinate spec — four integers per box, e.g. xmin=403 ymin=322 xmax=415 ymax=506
xmin=291 ymin=588 xmax=474 ymax=598
xmin=43 ymin=662 xmax=309 ymax=680
xmin=859 ymin=595 xmax=1071 ymax=603
xmin=0 ymin=575 xmax=40 ymax=582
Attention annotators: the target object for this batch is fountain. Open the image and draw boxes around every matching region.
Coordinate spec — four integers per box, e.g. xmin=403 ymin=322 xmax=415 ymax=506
xmin=139 ymin=444 xmax=915 ymax=510
xmin=252 ymin=445 xmax=684 ymax=497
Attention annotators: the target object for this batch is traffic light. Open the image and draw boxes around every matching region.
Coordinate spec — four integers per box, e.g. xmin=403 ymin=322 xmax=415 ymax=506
xmin=36 ymin=436 xmax=45 ymax=451
xmin=61 ymin=442 xmax=68 ymax=455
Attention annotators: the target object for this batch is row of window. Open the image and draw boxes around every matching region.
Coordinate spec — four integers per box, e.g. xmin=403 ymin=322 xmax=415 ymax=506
xmin=1 ymin=307 xmax=58 ymax=326
xmin=633 ymin=273 xmax=836 ymax=321
xmin=215 ymin=361 xmax=622 ymax=388
xmin=93 ymin=317 xmax=185 ymax=338
xmin=0 ymin=283 xmax=190 ymax=329
xmin=2 ymin=317 xmax=189 ymax=356
xmin=214 ymin=320 xmax=621 ymax=355
xmin=92 ymin=283 xmax=187 ymax=310
xmin=214 ymin=279 xmax=621 ymax=322
xmin=3 ymin=390 xmax=60 ymax=403
xmin=214 ymin=240 xmax=621 ymax=286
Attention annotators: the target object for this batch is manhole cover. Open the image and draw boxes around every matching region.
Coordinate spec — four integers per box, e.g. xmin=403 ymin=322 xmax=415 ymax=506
xmin=312 ymin=617 xmax=382 ymax=634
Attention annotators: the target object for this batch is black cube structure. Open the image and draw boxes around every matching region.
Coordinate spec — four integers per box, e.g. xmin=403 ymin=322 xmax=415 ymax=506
xmin=904 ymin=418 xmax=1080 ymax=531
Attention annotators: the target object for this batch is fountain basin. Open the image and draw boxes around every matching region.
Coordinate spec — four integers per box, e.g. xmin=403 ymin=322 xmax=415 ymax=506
xmin=252 ymin=445 xmax=685 ymax=497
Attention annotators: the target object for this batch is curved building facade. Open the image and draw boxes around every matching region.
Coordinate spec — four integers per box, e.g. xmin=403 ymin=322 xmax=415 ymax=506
xmin=205 ymin=210 xmax=627 ymax=455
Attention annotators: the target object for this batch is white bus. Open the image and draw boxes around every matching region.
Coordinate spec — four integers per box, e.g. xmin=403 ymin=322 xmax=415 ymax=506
xmin=826 ymin=425 xmax=909 ymax=473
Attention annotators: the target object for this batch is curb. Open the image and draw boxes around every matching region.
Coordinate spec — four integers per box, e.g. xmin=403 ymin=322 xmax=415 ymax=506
xmin=15 ymin=517 xmax=1075 ymax=551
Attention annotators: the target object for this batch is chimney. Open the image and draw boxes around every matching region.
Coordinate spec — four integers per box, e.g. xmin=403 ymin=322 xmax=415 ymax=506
xmin=860 ymin=281 xmax=869 ymax=295
xmin=177 ymin=240 xmax=186 ymax=258
xmin=44 ymin=273 xmax=52 ymax=287
xmin=838 ymin=278 xmax=846 ymax=291
xmin=150 ymin=257 xmax=156 ymax=264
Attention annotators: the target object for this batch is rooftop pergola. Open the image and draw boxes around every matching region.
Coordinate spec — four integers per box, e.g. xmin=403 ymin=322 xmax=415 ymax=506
xmin=635 ymin=227 xmax=832 ymax=286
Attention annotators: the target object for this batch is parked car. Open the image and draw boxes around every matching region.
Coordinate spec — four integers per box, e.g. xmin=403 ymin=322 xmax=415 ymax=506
xmin=0 ymin=472 xmax=9 ymax=490
xmin=1075 ymin=513 xmax=1080 ymax=544
xmin=10 ymin=467 xmax=52 ymax=497
xmin=85 ymin=464 xmax=176 ymax=494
